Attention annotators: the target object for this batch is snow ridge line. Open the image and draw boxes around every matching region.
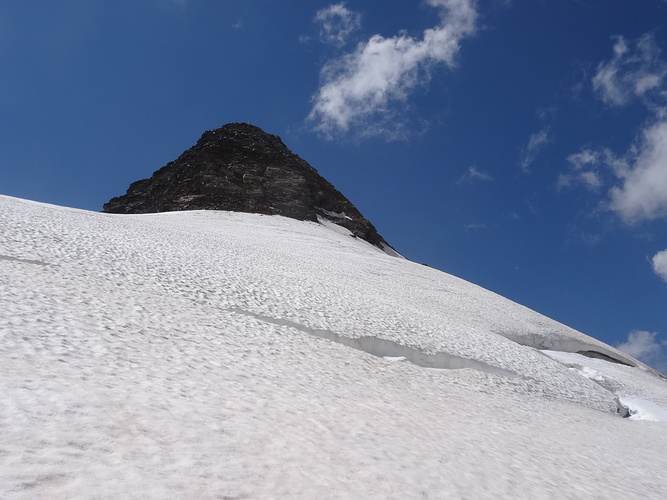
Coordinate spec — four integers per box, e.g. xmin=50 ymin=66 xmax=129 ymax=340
xmin=228 ymin=307 xmax=520 ymax=378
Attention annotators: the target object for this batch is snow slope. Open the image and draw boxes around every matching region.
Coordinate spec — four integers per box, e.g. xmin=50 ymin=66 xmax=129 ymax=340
xmin=1 ymin=194 xmax=666 ymax=499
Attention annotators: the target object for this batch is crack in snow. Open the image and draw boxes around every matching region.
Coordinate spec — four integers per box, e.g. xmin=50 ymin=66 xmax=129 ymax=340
xmin=576 ymin=350 xmax=634 ymax=367
xmin=541 ymin=352 xmax=640 ymax=418
xmin=229 ymin=307 xmax=520 ymax=378
xmin=0 ymin=254 xmax=49 ymax=266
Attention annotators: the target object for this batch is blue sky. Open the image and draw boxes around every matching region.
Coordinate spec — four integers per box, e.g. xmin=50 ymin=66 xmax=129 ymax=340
xmin=2 ymin=0 xmax=667 ymax=371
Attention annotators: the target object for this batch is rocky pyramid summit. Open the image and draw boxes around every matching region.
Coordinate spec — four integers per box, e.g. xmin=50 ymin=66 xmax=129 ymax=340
xmin=104 ymin=123 xmax=392 ymax=251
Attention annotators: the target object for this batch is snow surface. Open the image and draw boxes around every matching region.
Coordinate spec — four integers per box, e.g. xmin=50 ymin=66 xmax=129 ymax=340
xmin=542 ymin=350 xmax=667 ymax=422
xmin=1 ymin=194 xmax=667 ymax=499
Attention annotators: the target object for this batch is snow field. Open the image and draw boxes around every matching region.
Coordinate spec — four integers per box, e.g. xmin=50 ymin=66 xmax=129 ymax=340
xmin=1 ymin=194 xmax=667 ymax=498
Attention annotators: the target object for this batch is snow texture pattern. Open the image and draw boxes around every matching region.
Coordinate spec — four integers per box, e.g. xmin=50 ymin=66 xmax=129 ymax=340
xmin=1 ymin=195 xmax=667 ymax=499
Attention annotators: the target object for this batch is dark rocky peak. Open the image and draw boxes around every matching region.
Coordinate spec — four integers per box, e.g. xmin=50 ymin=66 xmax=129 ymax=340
xmin=103 ymin=123 xmax=395 ymax=252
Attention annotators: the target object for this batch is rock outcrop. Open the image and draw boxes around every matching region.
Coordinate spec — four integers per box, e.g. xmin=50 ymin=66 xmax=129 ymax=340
xmin=103 ymin=123 xmax=393 ymax=251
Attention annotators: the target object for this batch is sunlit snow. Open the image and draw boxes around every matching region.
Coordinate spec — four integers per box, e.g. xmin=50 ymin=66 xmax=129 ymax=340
xmin=1 ymin=194 xmax=667 ymax=498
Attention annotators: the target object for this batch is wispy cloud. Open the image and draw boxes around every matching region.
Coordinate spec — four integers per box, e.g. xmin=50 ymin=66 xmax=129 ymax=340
xmin=616 ymin=330 xmax=667 ymax=374
xmin=592 ymin=34 xmax=667 ymax=107
xmin=457 ymin=165 xmax=493 ymax=184
xmin=519 ymin=128 xmax=551 ymax=172
xmin=652 ymin=249 xmax=667 ymax=282
xmin=557 ymin=149 xmax=603 ymax=191
xmin=307 ymin=0 xmax=478 ymax=139
xmin=567 ymin=149 xmax=599 ymax=169
xmin=314 ymin=3 xmax=361 ymax=47
xmin=463 ymin=223 xmax=487 ymax=231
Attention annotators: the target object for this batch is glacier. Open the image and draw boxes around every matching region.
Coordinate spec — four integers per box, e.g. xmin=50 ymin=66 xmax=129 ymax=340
xmin=1 ymin=194 xmax=667 ymax=499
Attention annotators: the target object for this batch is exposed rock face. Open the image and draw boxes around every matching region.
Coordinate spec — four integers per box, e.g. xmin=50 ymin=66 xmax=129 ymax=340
xmin=103 ymin=123 xmax=393 ymax=250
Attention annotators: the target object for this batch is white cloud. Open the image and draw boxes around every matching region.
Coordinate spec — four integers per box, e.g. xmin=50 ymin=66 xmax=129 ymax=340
xmin=519 ymin=129 xmax=551 ymax=172
xmin=458 ymin=165 xmax=493 ymax=184
xmin=308 ymin=0 xmax=477 ymax=139
xmin=567 ymin=149 xmax=599 ymax=169
xmin=559 ymin=170 xmax=602 ymax=191
xmin=558 ymin=149 xmax=603 ymax=191
xmin=562 ymin=35 xmax=667 ymax=223
xmin=652 ymin=249 xmax=667 ymax=281
xmin=616 ymin=330 xmax=667 ymax=373
xmin=608 ymin=119 xmax=667 ymax=223
xmin=314 ymin=3 xmax=361 ymax=47
xmin=579 ymin=171 xmax=603 ymax=189
xmin=592 ymin=34 xmax=667 ymax=107
xmin=563 ymin=120 xmax=667 ymax=221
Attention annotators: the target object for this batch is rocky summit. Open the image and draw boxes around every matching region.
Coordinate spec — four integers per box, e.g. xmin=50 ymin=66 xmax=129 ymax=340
xmin=103 ymin=123 xmax=392 ymax=250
